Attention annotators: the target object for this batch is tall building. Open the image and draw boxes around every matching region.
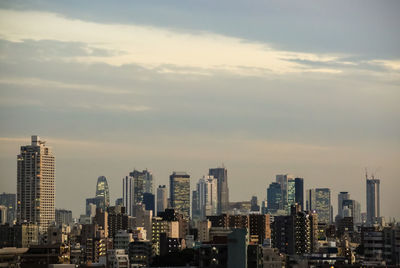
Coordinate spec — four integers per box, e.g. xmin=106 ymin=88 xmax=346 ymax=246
xmin=142 ymin=193 xmax=155 ymax=215
xmin=306 ymin=188 xmax=332 ymax=224
xmin=275 ymin=174 xmax=294 ymax=212
xmin=342 ymin=199 xmax=361 ymax=225
xmin=123 ymin=169 xmax=154 ymax=212
xmin=156 ymin=185 xmax=167 ymax=215
xmin=55 ymin=209 xmax=73 ymax=226
xmin=366 ymin=176 xmax=380 ymax=224
xmin=17 ymin=135 xmax=55 ymax=233
xmin=267 ymin=182 xmax=282 ymax=213
xmin=337 ymin=192 xmax=350 ymax=219
xmin=209 ymin=167 xmax=229 ymax=214
xmin=0 ymin=192 xmax=16 ymax=224
xmin=287 ymin=179 xmax=296 ymax=209
xmin=294 ymin=178 xmax=304 ymax=210
xmin=195 ymin=175 xmax=218 ymax=219
xmin=123 ymin=175 xmax=134 ymax=216
xmin=169 ymin=172 xmax=190 ymax=218
xmin=250 ymin=196 xmax=260 ymax=212
xmin=96 ymin=176 xmax=110 ymax=208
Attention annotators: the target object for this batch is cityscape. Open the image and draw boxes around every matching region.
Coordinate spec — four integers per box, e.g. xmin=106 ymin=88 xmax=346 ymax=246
xmin=1 ymin=1 xmax=399 ymax=268
xmin=0 ymin=135 xmax=398 ymax=267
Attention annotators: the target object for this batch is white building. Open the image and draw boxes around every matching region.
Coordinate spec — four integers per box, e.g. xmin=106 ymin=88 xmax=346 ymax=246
xmin=197 ymin=176 xmax=218 ymax=219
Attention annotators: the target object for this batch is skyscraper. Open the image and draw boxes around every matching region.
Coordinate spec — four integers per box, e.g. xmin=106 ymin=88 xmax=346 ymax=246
xmin=17 ymin=136 xmax=55 ymax=233
xmin=123 ymin=175 xmax=134 ymax=215
xmin=96 ymin=176 xmax=110 ymax=208
xmin=267 ymin=182 xmax=282 ymax=213
xmin=209 ymin=167 xmax=229 ymax=214
xmin=169 ymin=172 xmax=190 ymax=218
xmin=337 ymin=191 xmax=350 ymax=219
xmin=275 ymin=174 xmax=294 ymax=212
xmin=287 ymin=179 xmax=296 ymax=209
xmin=123 ymin=169 xmax=153 ymax=216
xmin=306 ymin=188 xmax=332 ymax=224
xmin=195 ymin=175 xmax=218 ymax=219
xmin=156 ymin=185 xmax=167 ymax=215
xmin=366 ymin=176 xmax=380 ymax=224
xmin=294 ymin=178 xmax=304 ymax=210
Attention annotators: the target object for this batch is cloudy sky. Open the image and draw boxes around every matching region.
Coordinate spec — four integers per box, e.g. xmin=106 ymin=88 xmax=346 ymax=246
xmin=0 ymin=0 xmax=399 ymax=219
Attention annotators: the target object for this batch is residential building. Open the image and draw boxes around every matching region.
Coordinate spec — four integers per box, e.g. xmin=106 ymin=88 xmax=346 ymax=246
xmin=17 ymin=135 xmax=55 ymax=234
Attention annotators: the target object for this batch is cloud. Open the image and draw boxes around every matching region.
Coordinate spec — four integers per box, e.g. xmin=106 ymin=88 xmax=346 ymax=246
xmin=0 ymin=9 xmax=350 ymax=76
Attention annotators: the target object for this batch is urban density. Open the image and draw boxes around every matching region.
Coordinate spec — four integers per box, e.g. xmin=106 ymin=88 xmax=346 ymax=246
xmin=0 ymin=135 xmax=398 ymax=267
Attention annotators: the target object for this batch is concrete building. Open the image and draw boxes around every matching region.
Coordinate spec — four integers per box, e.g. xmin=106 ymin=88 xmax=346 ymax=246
xmin=249 ymin=214 xmax=271 ymax=245
xmin=156 ymin=185 xmax=167 ymax=215
xmin=128 ymin=240 xmax=152 ymax=267
xmin=114 ymin=230 xmax=133 ymax=253
xmin=169 ymin=172 xmax=190 ymax=219
xmin=366 ymin=176 xmax=380 ymax=225
xmin=0 ymin=222 xmax=39 ymax=248
xmin=209 ymin=167 xmax=229 ymax=215
xmin=55 ymin=209 xmax=73 ymax=226
xmin=198 ymin=220 xmax=211 ymax=242
xmin=106 ymin=249 xmax=129 ymax=268
xmin=0 ymin=193 xmax=16 ymax=224
xmin=17 ymin=135 xmax=55 ymax=234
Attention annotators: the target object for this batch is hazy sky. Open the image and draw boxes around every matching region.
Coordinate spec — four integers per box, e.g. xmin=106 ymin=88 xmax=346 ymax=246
xmin=0 ymin=1 xmax=399 ymax=219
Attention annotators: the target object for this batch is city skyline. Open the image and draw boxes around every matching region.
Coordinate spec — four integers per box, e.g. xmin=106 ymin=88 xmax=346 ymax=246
xmin=0 ymin=1 xmax=399 ymax=221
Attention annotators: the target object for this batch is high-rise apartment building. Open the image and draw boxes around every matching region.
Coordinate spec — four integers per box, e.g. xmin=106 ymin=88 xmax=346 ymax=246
xmin=209 ymin=167 xmax=229 ymax=214
xmin=17 ymin=136 xmax=55 ymax=233
xmin=169 ymin=172 xmax=190 ymax=218
xmin=0 ymin=193 xmax=16 ymax=224
xmin=96 ymin=176 xmax=110 ymax=208
xmin=157 ymin=185 xmax=167 ymax=215
xmin=366 ymin=176 xmax=380 ymax=225
xmin=195 ymin=175 xmax=218 ymax=219
xmin=306 ymin=188 xmax=332 ymax=224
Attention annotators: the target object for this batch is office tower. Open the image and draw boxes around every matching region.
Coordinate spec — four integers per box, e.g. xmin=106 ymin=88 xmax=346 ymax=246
xmin=115 ymin=198 xmax=123 ymax=207
xmin=96 ymin=176 xmax=110 ymax=208
xmin=17 ymin=135 xmax=55 ymax=233
xmin=192 ymin=190 xmax=200 ymax=220
xmin=275 ymin=174 xmax=294 ymax=212
xmin=342 ymin=199 xmax=361 ymax=225
xmin=366 ymin=176 xmax=380 ymax=224
xmin=157 ymin=185 xmax=168 ymax=215
xmin=294 ymin=178 xmax=304 ymax=210
xmin=142 ymin=193 xmax=155 ymax=215
xmin=287 ymin=179 xmax=296 ymax=209
xmin=250 ymin=196 xmax=260 ymax=212
xmin=0 ymin=193 xmax=16 ymax=224
xmin=86 ymin=196 xmax=106 ymax=216
xmin=196 ymin=175 xmax=218 ymax=219
xmin=55 ymin=209 xmax=73 ymax=226
xmin=169 ymin=172 xmax=190 ymax=218
xmin=209 ymin=167 xmax=229 ymax=214
xmin=337 ymin=191 xmax=350 ymax=219
xmin=306 ymin=188 xmax=332 ymax=224
xmin=267 ymin=182 xmax=282 ymax=213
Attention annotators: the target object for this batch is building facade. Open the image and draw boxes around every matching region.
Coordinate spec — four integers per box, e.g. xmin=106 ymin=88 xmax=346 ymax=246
xmin=96 ymin=176 xmax=110 ymax=208
xmin=209 ymin=167 xmax=229 ymax=214
xmin=366 ymin=177 xmax=380 ymax=225
xmin=156 ymin=185 xmax=168 ymax=215
xmin=17 ymin=136 xmax=55 ymax=233
xmin=169 ymin=172 xmax=190 ymax=219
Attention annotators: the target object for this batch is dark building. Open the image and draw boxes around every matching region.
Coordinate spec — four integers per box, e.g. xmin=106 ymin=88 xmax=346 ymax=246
xmin=250 ymin=196 xmax=260 ymax=212
xmin=294 ymin=178 xmax=304 ymax=210
xmin=267 ymin=182 xmax=282 ymax=213
xmin=249 ymin=214 xmax=271 ymax=245
xmin=142 ymin=193 xmax=155 ymax=215
xmin=0 ymin=193 xmax=16 ymax=224
xmin=107 ymin=206 xmax=129 ymax=238
xmin=86 ymin=196 xmax=105 ymax=216
xmin=198 ymin=244 xmax=228 ymax=268
xmin=209 ymin=167 xmax=229 ymax=214
xmin=55 ymin=209 xmax=73 ymax=226
xmin=20 ymin=243 xmax=70 ymax=268
xmin=228 ymin=215 xmax=248 ymax=229
xmin=160 ymin=233 xmax=181 ymax=256
xmin=247 ymin=244 xmax=263 ymax=268
xmin=128 ymin=240 xmax=152 ymax=267
xmin=207 ymin=214 xmax=229 ymax=228
xmin=272 ymin=207 xmax=317 ymax=255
